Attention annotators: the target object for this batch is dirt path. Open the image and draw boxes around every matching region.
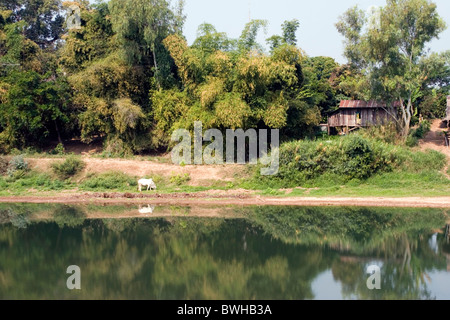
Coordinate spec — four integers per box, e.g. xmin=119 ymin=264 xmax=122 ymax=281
xmin=419 ymin=119 xmax=450 ymax=156
xmin=26 ymin=156 xmax=248 ymax=187
xmin=419 ymin=119 xmax=450 ymax=178
xmin=1 ymin=193 xmax=450 ymax=208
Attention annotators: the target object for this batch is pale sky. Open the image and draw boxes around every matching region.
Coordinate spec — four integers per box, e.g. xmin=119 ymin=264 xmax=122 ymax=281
xmin=182 ymin=0 xmax=450 ymax=63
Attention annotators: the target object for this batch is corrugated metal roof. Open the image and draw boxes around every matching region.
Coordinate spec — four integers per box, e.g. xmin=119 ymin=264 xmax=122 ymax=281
xmin=339 ymin=100 xmax=400 ymax=109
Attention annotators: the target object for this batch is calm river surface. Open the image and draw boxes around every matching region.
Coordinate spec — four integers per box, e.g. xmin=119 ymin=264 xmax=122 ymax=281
xmin=0 ymin=203 xmax=449 ymax=300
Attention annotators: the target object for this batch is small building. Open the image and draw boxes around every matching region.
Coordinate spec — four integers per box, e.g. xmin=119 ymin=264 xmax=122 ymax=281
xmin=327 ymin=100 xmax=397 ymax=135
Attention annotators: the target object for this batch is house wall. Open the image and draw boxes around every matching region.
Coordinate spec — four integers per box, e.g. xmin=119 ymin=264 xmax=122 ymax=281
xmin=328 ymin=108 xmax=393 ymax=128
xmin=447 ymin=96 xmax=450 ymax=119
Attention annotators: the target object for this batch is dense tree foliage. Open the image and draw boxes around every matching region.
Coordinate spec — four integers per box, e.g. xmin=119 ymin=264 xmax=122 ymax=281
xmin=336 ymin=0 xmax=448 ymax=137
xmin=0 ymin=5 xmax=69 ymax=152
xmin=0 ymin=0 xmax=448 ymax=154
xmin=151 ymin=26 xmax=322 ymax=148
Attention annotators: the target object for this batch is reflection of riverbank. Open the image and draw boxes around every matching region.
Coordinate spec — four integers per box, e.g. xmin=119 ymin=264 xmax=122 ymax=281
xmin=1 ymin=205 xmax=449 ymax=299
xmin=0 ymin=205 xmax=243 ymax=222
xmin=444 ymin=225 xmax=450 ymax=271
xmin=1 ymin=194 xmax=450 ymax=208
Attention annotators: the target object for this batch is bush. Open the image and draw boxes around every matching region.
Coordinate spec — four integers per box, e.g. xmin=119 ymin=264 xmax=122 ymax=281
xmin=7 ymin=155 xmax=29 ymax=177
xmin=361 ymin=123 xmax=401 ymax=145
xmin=405 ymin=135 xmax=419 ymax=147
xmin=1 ymin=171 xmax=71 ymax=192
xmin=51 ymin=156 xmax=86 ymax=179
xmin=81 ymin=171 xmax=137 ymax=190
xmin=407 ymin=120 xmax=432 ymax=147
xmin=9 ymin=155 xmax=29 ymax=171
xmin=254 ymin=132 xmax=449 ymax=189
xmin=256 ymin=134 xmax=407 ymax=187
xmin=293 ymin=136 xmax=396 ymax=182
xmin=49 ymin=143 xmax=65 ymax=155
xmin=170 ymin=173 xmax=191 ymax=186
xmin=414 ymin=120 xmax=431 ymax=139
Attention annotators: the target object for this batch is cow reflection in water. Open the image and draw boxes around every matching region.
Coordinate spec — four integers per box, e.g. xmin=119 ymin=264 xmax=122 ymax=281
xmin=139 ymin=205 xmax=156 ymax=215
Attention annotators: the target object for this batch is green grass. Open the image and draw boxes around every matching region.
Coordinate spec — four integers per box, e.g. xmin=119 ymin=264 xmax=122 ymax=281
xmin=243 ymin=132 xmax=450 ymax=197
xmin=253 ymin=170 xmax=450 ymax=197
xmin=1 ymin=133 xmax=449 ymax=198
xmin=0 ymin=168 xmax=448 ymax=198
xmin=0 ymin=171 xmax=72 ymax=196
xmin=80 ymin=171 xmax=138 ymax=192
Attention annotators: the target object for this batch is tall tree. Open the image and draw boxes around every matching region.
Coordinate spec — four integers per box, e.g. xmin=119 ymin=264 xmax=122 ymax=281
xmin=336 ymin=0 xmax=446 ymax=137
xmin=59 ymin=2 xmax=151 ymax=154
xmin=1 ymin=0 xmax=65 ymax=49
xmin=0 ymin=10 xmax=70 ymax=151
xmin=238 ymin=19 xmax=267 ymax=53
xmin=267 ymin=19 xmax=300 ymax=52
xmin=192 ymin=23 xmax=236 ymax=53
xmin=282 ymin=19 xmax=299 ymax=46
xmin=108 ymin=0 xmax=185 ymax=88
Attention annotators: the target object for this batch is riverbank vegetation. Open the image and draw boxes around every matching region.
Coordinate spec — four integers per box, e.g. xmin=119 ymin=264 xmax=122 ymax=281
xmin=1 ymin=0 xmax=449 ymax=197
xmin=1 ymin=0 xmax=449 ymax=155
xmin=0 ymin=132 xmax=449 ymax=197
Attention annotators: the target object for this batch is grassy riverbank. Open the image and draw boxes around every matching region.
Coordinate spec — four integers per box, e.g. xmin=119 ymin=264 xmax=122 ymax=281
xmin=1 ymin=131 xmax=449 ymax=199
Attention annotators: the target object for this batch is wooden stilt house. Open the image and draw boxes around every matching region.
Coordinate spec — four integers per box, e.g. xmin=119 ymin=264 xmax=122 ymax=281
xmin=327 ymin=100 xmax=398 ymax=135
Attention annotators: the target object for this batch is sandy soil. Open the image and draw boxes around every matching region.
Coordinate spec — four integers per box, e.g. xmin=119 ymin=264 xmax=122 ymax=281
xmin=419 ymin=119 xmax=450 ymax=157
xmin=1 ymin=192 xmax=450 ymax=208
xmin=26 ymin=156 xmax=248 ymax=186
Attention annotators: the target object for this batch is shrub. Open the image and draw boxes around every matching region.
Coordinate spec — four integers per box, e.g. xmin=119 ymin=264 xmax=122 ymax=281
xmin=361 ymin=123 xmax=401 ymax=145
xmin=170 ymin=173 xmax=191 ymax=186
xmin=4 ymin=171 xmax=70 ymax=191
xmin=50 ymin=143 xmax=65 ymax=155
xmin=257 ymin=134 xmax=403 ymax=187
xmin=51 ymin=156 xmax=86 ymax=179
xmin=417 ymin=120 xmax=431 ymax=138
xmin=9 ymin=155 xmax=29 ymax=171
xmin=407 ymin=120 xmax=432 ymax=147
xmin=7 ymin=155 xmax=29 ymax=177
xmin=405 ymin=135 xmax=419 ymax=147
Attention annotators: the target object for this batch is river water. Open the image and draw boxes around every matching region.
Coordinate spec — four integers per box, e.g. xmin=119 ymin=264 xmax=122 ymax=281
xmin=0 ymin=203 xmax=449 ymax=300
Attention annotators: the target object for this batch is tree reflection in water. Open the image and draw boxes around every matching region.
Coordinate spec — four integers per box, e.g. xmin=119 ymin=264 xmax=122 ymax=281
xmin=0 ymin=204 xmax=448 ymax=299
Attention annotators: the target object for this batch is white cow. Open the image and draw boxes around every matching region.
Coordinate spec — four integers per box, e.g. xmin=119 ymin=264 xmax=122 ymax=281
xmin=139 ymin=205 xmax=155 ymax=214
xmin=138 ymin=178 xmax=157 ymax=192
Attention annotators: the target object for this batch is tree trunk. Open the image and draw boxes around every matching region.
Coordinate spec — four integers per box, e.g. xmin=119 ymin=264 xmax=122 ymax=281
xmin=400 ymin=95 xmax=413 ymax=138
xmin=404 ymin=97 xmax=413 ymax=137
xmin=152 ymin=43 xmax=160 ymax=89
xmin=55 ymin=120 xmax=63 ymax=145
